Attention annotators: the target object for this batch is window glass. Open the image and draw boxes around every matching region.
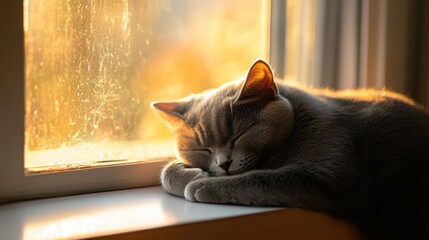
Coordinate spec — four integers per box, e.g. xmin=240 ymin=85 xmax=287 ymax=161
xmin=25 ymin=0 xmax=266 ymax=173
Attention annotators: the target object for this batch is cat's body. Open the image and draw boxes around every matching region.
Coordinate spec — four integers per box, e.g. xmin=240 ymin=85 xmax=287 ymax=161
xmin=152 ymin=60 xmax=429 ymax=239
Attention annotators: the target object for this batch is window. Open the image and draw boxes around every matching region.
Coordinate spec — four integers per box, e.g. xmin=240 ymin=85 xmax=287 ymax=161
xmin=24 ymin=0 xmax=268 ymax=173
xmin=0 ymin=0 xmax=269 ymax=202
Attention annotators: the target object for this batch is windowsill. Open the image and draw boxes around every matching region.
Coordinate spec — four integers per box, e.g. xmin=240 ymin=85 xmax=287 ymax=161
xmin=0 ymin=186 xmax=359 ymax=240
xmin=0 ymin=186 xmax=279 ymax=239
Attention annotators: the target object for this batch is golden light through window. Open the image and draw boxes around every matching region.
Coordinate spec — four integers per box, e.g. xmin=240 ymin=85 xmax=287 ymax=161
xmin=24 ymin=0 xmax=267 ymax=173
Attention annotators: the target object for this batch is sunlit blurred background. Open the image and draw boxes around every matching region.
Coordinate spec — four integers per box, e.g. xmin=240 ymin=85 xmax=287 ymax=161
xmin=24 ymin=0 xmax=268 ymax=172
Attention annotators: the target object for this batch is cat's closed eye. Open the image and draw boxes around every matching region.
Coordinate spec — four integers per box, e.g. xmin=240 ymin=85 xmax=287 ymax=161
xmin=230 ymin=124 xmax=256 ymax=147
xmin=189 ymin=149 xmax=213 ymax=155
xmin=230 ymin=129 xmax=249 ymax=147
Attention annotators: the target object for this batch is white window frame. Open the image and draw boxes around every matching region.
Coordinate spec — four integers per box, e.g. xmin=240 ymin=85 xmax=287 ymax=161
xmin=0 ymin=1 xmax=271 ymax=203
xmin=0 ymin=1 xmax=168 ymax=203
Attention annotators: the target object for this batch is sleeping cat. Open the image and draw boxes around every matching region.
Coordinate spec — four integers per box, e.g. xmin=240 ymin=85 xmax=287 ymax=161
xmin=151 ymin=60 xmax=429 ymax=239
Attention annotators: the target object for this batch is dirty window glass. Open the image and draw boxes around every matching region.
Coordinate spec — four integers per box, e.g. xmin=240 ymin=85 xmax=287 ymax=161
xmin=24 ymin=0 xmax=266 ymax=173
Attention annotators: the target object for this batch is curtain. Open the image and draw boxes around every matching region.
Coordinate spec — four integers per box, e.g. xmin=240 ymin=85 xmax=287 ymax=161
xmin=271 ymin=0 xmax=429 ymax=108
xmin=321 ymin=0 xmax=428 ymax=107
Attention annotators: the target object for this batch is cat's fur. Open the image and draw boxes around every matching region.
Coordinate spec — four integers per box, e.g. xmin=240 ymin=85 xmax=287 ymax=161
xmin=152 ymin=60 xmax=429 ymax=239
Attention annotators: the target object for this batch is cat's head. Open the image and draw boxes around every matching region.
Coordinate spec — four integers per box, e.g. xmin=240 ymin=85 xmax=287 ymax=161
xmin=151 ymin=60 xmax=294 ymax=176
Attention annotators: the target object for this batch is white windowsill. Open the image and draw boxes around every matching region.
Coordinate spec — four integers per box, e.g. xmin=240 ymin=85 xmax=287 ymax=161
xmin=0 ymin=186 xmax=279 ymax=240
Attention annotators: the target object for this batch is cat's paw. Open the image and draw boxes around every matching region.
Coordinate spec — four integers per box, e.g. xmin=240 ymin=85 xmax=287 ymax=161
xmin=161 ymin=160 xmax=208 ymax=197
xmin=184 ymin=178 xmax=217 ymax=203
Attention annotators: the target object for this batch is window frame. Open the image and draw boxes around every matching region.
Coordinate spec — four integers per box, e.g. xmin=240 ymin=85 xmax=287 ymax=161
xmin=0 ymin=1 xmax=166 ymax=203
xmin=0 ymin=1 xmax=271 ymax=203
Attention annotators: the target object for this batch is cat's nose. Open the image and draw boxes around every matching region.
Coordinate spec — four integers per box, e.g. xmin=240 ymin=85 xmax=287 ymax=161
xmin=215 ymin=153 xmax=232 ymax=172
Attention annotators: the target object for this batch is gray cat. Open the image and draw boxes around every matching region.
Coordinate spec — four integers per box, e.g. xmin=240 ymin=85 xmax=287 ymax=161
xmin=151 ymin=60 xmax=429 ymax=239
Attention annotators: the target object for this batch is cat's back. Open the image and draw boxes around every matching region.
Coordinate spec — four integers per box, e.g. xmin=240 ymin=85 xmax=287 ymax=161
xmin=294 ymin=84 xmax=429 ymax=165
xmin=327 ymin=88 xmax=429 ymax=154
xmin=278 ymin=82 xmax=429 ymax=135
xmin=277 ymin=82 xmax=429 ymax=158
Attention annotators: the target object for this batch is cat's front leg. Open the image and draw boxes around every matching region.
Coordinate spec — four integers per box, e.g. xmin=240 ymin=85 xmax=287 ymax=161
xmin=184 ymin=167 xmax=341 ymax=210
xmin=161 ymin=160 xmax=208 ymax=197
xmin=185 ymin=174 xmax=274 ymax=205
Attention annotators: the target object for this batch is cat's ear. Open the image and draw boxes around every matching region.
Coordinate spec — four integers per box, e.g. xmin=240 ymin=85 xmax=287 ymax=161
xmin=237 ymin=59 xmax=278 ymax=101
xmin=151 ymin=100 xmax=190 ymax=128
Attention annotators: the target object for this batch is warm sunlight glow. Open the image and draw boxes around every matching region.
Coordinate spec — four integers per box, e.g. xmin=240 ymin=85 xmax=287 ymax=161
xmin=24 ymin=0 xmax=267 ymax=173
xmin=23 ymin=199 xmax=172 ymax=240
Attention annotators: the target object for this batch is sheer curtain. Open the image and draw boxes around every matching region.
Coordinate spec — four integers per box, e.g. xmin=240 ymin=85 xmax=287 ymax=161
xmin=271 ymin=0 xmax=429 ymax=108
